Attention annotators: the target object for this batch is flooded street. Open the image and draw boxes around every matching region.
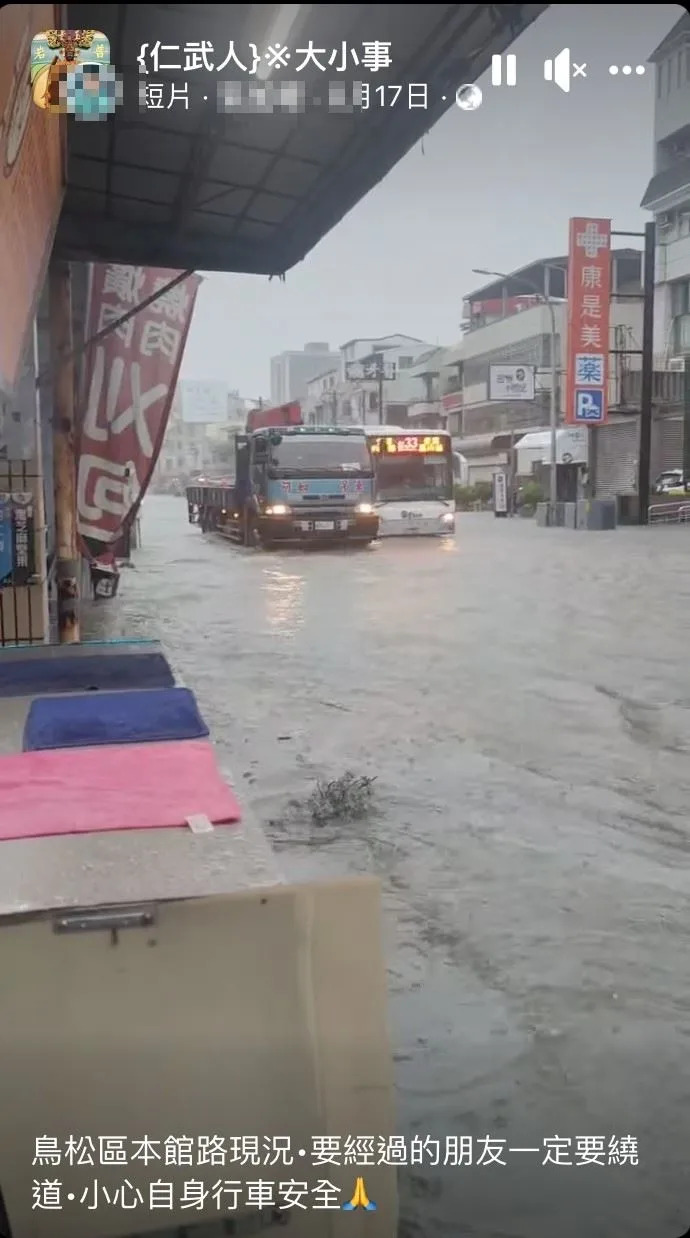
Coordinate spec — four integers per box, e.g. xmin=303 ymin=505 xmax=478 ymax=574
xmin=89 ymin=496 xmax=690 ymax=1238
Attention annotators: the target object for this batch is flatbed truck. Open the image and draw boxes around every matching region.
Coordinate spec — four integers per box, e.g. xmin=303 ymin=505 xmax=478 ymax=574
xmin=187 ymin=425 xmax=379 ymax=548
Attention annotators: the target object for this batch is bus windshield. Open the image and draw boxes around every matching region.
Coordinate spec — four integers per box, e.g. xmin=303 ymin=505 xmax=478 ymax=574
xmin=375 ymin=452 xmax=454 ymax=503
xmin=267 ymin=435 xmax=372 ymax=478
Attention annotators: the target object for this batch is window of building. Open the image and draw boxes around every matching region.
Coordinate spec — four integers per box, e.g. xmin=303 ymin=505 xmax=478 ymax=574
xmin=447 ymin=410 xmax=463 ymax=437
xmin=671 ymin=280 xmax=690 ymax=317
xmin=674 ymin=314 xmax=690 ymax=354
xmin=397 ymin=355 xmax=414 ymax=369
xmin=369 ymin=391 xmax=378 ymax=411
xmin=677 ymin=50 xmax=683 ymax=88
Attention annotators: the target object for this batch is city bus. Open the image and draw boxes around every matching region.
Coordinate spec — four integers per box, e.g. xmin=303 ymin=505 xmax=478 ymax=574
xmin=364 ymin=426 xmax=456 ymax=537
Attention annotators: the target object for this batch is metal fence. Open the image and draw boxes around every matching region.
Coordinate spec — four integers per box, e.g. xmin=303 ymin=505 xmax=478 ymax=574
xmin=648 ymin=502 xmax=690 ymax=525
xmin=0 ymin=459 xmax=48 ymax=646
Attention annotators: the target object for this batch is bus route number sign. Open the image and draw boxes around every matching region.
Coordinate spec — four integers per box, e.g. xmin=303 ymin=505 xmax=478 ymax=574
xmin=371 ymin=435 xmax=445 ymax=455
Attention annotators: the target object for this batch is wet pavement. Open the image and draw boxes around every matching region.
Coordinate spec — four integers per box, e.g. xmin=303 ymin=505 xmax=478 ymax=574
xmin=87 ymin=497 xmax=690 ymax=1238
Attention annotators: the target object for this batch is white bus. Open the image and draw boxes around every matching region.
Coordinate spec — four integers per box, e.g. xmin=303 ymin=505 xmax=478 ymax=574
xmin=364 ymin=426 xmax=455 ymax=537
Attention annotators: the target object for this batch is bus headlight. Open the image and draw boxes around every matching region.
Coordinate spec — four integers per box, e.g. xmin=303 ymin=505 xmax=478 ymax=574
xmin=265 ymin=503 xmax=288 ymax=516
xmin=356 ymin=502 xmax=374 ymax=515
xmin=441 ymin=512 xmax=455 ymax=524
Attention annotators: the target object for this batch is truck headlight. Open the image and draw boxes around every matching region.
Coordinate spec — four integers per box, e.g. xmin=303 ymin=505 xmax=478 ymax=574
xmin=441 ymin=512 xmax=455 ymax=524
xmin=265 ymin=503 xmax=288 ymax=516
xmin=356 ymin=502 xmax=374 ymax=515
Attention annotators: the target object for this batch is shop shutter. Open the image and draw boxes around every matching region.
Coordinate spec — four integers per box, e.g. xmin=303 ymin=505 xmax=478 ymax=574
xmin=593 ymin=419 xmax=639 ymax=499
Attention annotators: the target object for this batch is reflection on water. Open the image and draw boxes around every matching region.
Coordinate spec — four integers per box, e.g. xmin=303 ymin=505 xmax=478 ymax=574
xmin=438 ymin=534 xmax=458 ymax=554
xmin=262 ymin=567 xmax=305 ymax=635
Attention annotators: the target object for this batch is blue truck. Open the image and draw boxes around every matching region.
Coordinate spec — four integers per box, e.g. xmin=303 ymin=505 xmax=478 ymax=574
xmin=186 ymin=424 xmax=380 ymax=548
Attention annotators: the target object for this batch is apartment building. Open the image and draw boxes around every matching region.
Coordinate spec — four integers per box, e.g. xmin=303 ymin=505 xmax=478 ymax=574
xmin=404 ymin=347 xmax=463 ymax=428
xmin=269 ymin=342 xmax=341 ymax=404
xmin=302 ymin=335 xmax=435 ymax=425
xmin=152 ymin=389 xmax=215 ymax=487
xmin=641 ymin=11 xmax=690 ymax=360
xmin=339 ymin=335 xmax=433 ymax=424
xmin=444 ymin=252 xmax=644 ymax=482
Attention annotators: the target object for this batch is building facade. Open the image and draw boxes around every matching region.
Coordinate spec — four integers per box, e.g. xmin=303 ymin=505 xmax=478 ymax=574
xmin=339 ymin=335 xmax=433 ymax=424
xmin=641 ymin=12 xmax=690 ymax=362
xmin=302 ymin=335 xmax=436 ymax=426
xmin=403 ymin=347 xmax=460 ymax=428
xmin=152 ymin=389 xmax=215 ymax=488
xmin=303 ymin=367 xmax=340 ymax=424
xmin=594 ymin=10 xmax=690 ymax=510
xmin=269 ymin=342 xmax=341 ymax=404
xmin=444 ymin=253 xmax=644 ymax=483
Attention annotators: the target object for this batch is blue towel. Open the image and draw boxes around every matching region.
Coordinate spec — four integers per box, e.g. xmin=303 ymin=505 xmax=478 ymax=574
xmin=23 ymin=687 xmax=209 ymax=752
xmin=0 ymin=651 xmax=175 ymax=698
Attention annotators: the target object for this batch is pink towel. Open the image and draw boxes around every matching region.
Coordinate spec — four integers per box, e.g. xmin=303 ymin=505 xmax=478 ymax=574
xmin=0 ymin=740 xmax=242 ymax=840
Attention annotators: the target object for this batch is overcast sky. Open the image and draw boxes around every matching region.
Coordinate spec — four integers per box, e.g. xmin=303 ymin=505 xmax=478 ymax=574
xmin=180 ymin=3 xmax=683 ymax=399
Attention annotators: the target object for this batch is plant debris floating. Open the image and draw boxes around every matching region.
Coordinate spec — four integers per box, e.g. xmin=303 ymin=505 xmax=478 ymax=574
xmin=307 ymin=771 xmax=377 ymax=826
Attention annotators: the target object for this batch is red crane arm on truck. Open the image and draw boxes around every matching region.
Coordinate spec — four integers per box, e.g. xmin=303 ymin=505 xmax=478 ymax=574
xmin=245 ymin=402 xmax=303 ymax=433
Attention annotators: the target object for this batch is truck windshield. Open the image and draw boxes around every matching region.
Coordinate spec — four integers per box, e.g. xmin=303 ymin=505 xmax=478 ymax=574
xmin=268 ymin=436 xmax=373 ymax=477
xmin=375 ymin=454 xmax=454 ymax=502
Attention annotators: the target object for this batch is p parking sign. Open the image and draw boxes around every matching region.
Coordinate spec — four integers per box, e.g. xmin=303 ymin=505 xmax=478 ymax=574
xmin=574 ymin=389 xmax=604 ymax=423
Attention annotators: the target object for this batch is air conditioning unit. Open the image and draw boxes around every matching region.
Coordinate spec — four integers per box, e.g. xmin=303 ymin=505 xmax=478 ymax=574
xmin=667 ymin=356 xmax=687 ymax=372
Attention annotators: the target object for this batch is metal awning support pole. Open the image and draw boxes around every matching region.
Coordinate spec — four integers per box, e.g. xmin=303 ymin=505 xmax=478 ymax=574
xmin=49 ymin=259 xmax=80 ymax=643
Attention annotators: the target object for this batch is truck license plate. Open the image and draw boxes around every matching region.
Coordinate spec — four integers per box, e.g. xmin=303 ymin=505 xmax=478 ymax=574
xmin=314 ymin=520 xmax=335 ymax=531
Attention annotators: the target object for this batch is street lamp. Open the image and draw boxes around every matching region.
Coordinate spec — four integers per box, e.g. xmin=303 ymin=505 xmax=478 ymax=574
xmin=472 ymin=267 xmax=561 ymax=514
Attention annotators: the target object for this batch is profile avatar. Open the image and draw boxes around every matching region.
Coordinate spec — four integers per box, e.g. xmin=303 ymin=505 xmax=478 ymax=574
xmin=30 ymin=28 xmax=110 ymax=112
xmin=64 ymin=64 xmax=122 ymax=120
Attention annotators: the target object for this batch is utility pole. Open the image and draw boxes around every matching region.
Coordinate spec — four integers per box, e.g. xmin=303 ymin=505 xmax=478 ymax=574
xmin=544 ymin=296 xmax=559 ymax=513
xmin=49 ymin=259 xmax=80 ymax=643
xmin=636 ymin=221 xmax=656 ymax=526
xmin=377 ymin=357 xmax=384 ymax=426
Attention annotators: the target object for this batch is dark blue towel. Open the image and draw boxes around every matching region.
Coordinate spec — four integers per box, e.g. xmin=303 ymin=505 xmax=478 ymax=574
xmin=0 ymin=651 xmax=175 ymax=698
xmin=23 ymin=687 xmax=209 ymax=752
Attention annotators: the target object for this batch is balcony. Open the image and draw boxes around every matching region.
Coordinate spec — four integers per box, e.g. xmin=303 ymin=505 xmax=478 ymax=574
xmin=615 ymin=366 xmax=687 ymax=409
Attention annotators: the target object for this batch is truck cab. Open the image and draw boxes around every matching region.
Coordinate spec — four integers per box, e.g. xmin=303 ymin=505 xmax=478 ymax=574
xmin=238 ymin=425 xmax=379 ymax=547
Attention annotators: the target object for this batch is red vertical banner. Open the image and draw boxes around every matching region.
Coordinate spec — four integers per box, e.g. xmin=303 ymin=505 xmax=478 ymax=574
xmin=564 ymin=218 xmax=612 ymax=427
xmin=77 ymin=264 xmax=202 ymax=548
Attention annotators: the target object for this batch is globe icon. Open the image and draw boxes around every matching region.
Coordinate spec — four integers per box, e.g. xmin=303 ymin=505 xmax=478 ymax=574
xmin=456 ymin=84 xmax=483 ymax=111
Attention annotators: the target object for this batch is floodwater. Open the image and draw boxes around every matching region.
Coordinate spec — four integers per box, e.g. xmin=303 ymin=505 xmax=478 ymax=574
xmin=88 ymin=497 xmax=690 ymax=1238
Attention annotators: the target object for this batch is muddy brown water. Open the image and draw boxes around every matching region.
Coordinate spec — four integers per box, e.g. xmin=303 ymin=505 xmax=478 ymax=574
xmin=85 ymin=496 xmax=690 ymax=1238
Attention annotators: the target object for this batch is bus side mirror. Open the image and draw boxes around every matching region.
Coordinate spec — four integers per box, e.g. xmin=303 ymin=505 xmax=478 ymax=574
xmin=253 ymin=435 xmax=268 ymax=459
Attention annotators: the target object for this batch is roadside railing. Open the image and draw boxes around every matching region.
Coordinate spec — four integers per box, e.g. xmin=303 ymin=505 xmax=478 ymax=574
xmin=648 ymin=503 xmax=690 ymax=525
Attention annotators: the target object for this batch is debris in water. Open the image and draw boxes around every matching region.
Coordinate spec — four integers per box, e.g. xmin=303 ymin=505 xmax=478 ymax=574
xmin=266 ymin=773 xmax=376 ymax=838
xmin=307 ymin=770 xmax=376 ymax=826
